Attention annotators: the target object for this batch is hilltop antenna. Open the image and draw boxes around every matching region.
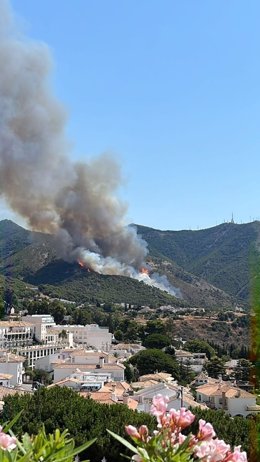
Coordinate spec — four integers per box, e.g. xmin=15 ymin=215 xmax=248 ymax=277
xmin=230 ymin=213 xmax=234 ymax=224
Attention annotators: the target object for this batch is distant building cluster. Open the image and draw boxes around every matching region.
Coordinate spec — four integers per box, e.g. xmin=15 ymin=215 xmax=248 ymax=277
xmin=0 ymin=314 xmax=259 ymax=420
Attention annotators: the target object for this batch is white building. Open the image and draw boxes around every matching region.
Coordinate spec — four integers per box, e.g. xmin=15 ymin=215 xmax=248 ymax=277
xmin=52 ymin=324 xmax=112 ymax=351
xmin=34 ymin=349 xmax=110 ymax=372
xmin=17 ymin=344 xmax=62 ymax=369
xmin=0 ymin=373 xmax=12 ymax=387
xmin=110 ymin=343 xmax=145 ymax=359
xmin=53 ymin=358 xmax=124 ymax=383
xmin=0 ymin=351 xmax=25 ymax=386
xmin=196 ymin=382 xmax=260 ymax=417
xmin=0 ymin=321 xmax=34 ymax=348
xmin=47 ymin=370 xmax=112 ymax=391
xmin=133 ymin=381 xmax=207 ymax=413
xmin=175 ymin=350 xmax=207 ymax=373
xmin=22 ymin=315 xmax=56 ymax=343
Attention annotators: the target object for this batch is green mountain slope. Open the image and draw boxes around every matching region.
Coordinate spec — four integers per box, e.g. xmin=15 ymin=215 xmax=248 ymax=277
xmin=0 ymin=221 xmax=183 ymax=307
xmin=136 ymin=221 xmax=260 ymax=300
xmin=0 ymin=219 xmax=251 ymax=308
xmin=0 ymin=219 xmax=31 ymax=259
xmin=26 ymin=260 xmax=187 ymax=306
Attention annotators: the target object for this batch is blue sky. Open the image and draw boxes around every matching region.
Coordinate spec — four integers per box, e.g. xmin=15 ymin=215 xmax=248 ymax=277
xmin=3 ymin=0 xmax=260 ymax=230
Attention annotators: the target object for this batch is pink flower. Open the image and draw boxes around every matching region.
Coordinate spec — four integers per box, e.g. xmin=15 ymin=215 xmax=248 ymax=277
xmin=169 ymin=407 xmax=195 ymax=430
xmin=197 ymin=419 xmax=216 ymax=441
xmin=151 ymin=394 xmax=169 ymax=417
xmin=132 ymin=455 xmax=143 ymax=462
xmin=138 ymin=425 xmax=149 ymax=441
xmin=125 ymin=425 xmax=140 ymax=439
xmin=0 ymin=433 xmax=17 ymax=451
xmin=178 ymin=433 xmax=187 ymax=444
xmin=224 ymin=446 xmax=247 ymax=462
xmin=194 ymin=438 xmax=230 ymax=462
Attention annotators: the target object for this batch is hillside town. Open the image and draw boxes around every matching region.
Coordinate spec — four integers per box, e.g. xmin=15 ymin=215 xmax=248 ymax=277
xmin=0 ymin=310 xmax=258 ymax=422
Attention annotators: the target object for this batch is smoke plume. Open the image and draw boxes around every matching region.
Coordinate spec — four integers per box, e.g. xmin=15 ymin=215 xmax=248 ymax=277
xmin=0 ymin=0 xmax=180 ymax=297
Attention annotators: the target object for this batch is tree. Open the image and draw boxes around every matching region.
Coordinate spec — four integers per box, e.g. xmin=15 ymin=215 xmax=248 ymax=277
xmin=143 ymin=333 xmax=171 ymax=350
xmin=234 ymin=359 xmax=254 ymax=382
xmin=123 ymin=362 xmax=136 ymax=383
xmin=59 ymin=330 xmax=67 ymax=341
xmin=184 ymin=339 xmax=215 ymax=359
xmin=145 ymin=320 xmax=166 ymax=336
xmin=50 ymin=302 xmax=65 ymax=324
xmin=114 ymin=329 xmax=123 ymax=342
xmin=129 ymin=349 xmax=180 ymax=379
xmin=3 ymin=287 xmax=18 ymax=312
xmin=0 ymin=300 xmax=5 ymax=319
xmin=205 ymin=357 xmax=225 ymax=379
xmin=33 ymin=369 xmax=52 ymax=385
xmin=2 ymin=387 xmax=156 ymax=462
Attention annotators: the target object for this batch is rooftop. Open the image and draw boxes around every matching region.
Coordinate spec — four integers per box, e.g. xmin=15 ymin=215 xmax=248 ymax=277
xmin=0 ymin=353 xmax=25 ymax=363
xmin=0 ymin=321 xmax=33 ymax=328
xmin=196 ymin=383 xmax=256 ymax=399
xmin=53 ymin=363 xmax=125 ymax=370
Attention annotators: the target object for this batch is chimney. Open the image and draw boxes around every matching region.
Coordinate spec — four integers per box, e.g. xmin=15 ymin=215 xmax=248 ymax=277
xmin=221 ymin=392 xmax=226 ymax=410
xmin=111 ymin=384 xmax=117 ymax=402
xmin=122 ymin=393 xmax=129 ymax=405
xmin=99 ymin=356 xmax=105 ymax=368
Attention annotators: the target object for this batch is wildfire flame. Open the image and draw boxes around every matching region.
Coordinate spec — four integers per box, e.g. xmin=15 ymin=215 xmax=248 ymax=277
xmin=77 ymin=260 xmax=92 ymax=272
xmin=140 ymin=267 xmax=149 ymax=275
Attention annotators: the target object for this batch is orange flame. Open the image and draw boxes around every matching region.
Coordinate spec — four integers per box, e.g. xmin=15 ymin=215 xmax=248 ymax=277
xmin=78 ymin=260 xmax=92 ymax=272
xmin=140 ymin=267 xmax=149 ymax=275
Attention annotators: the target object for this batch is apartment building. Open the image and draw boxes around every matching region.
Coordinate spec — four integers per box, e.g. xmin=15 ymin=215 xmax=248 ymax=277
xmin=22 ymin=315 xmax=56 ymax=342
xmin=52 ymin=324 xmax=112 ymax=351
xmin=17 ymin=344 xmax=61 ymax=369
xmin=0 ymin=321 xmax=34 ymax=349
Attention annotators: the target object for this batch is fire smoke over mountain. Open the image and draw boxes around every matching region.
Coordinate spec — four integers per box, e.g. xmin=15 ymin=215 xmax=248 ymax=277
xmin=0 ymin=0 xmax=180 ymax=297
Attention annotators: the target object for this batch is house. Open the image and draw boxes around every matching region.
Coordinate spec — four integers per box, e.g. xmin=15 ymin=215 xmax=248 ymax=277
xmin=131 ymin=373 xmax=176 ymax=391
xmin=196 ymin=382 xmax=260 ymax=417
xmin=53 ymin=362 xmax=125 ymax=383
xmin=0 ymin=373 xmax=13 ymax=387
xmin=175 ymin=349 xmax=207 ymax=373
xmin=33 ymin=348 xmax=124 ymax=382
xmin=0 ymin=351 xmax=25 ymax=386
xmin=80 ymin=381 xmax=137 ymax=410
xmin=132 ymin=381 xmax=207 ymax=414
xmin=34 ymin=349 xmax=110 ymax=371
xmin=47 ymin=368 xmax=113 ymax=391
xmin=110 ymin=343 xmax=145 ymax=359
xmin=192 ymin=372 xmax=218 ymax=387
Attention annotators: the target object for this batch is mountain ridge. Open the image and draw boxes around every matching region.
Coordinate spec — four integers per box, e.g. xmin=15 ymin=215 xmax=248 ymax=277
xmin=1 ymin=219 xmax=257 ymax=308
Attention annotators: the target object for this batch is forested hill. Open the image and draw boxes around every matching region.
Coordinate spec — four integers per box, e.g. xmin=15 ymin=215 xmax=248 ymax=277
xmin=136 ymin=221 xmax=260 ymax=301
xmin=0 ymin=219 xmax=258 ymax=308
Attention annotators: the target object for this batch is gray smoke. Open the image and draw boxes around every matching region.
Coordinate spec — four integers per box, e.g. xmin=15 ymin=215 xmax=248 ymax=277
xmin=0 ymin=0 xmax=180 ymax=297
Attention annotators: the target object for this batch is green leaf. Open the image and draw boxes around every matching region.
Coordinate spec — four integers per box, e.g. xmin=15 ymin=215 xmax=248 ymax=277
xmin=3 ymin=411 xmax=23 ymax=433
xmin=52 ymin=437 xmax=97 ymax=462
xmin=107 ymin=430 xmax=139 ymax=455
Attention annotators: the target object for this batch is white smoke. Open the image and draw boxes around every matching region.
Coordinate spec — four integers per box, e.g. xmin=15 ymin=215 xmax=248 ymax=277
xmin=0 ymin=0 xmax=180 ymax=298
